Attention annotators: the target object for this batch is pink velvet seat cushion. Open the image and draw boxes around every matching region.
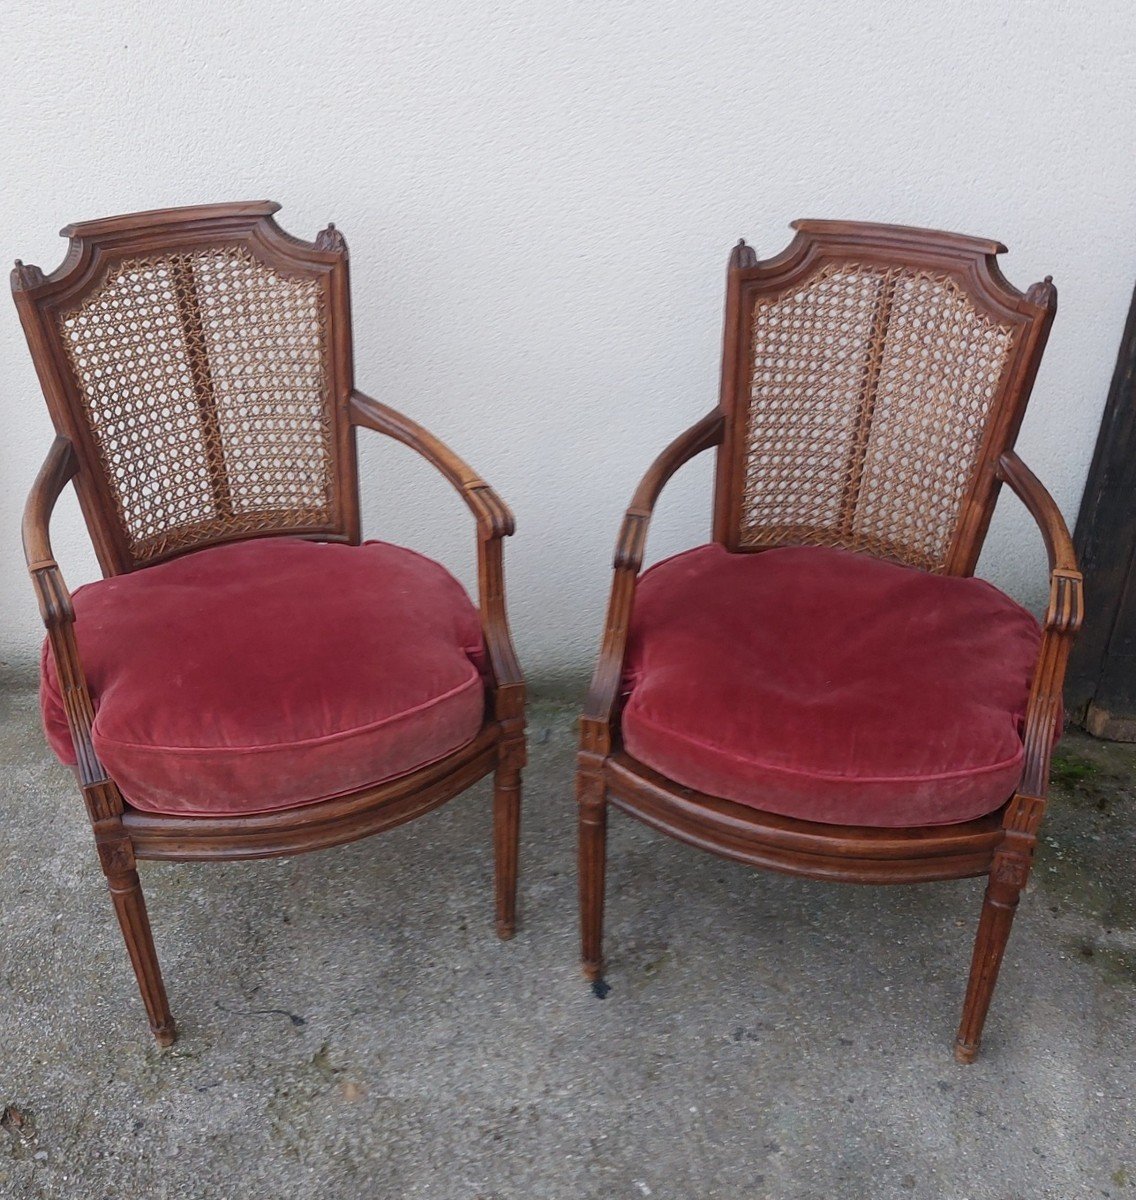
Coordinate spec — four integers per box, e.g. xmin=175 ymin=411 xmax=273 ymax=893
xmin=41 ymin=538 xmax=488 ymax=816
xmin=621 ymin=544 xmax=1043 ymax=827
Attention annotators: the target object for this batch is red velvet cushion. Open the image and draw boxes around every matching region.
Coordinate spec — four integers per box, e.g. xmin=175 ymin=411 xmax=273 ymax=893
xmin=621 ymin=544 xmax=1043 ymax=827
xmin=41 ymin=538 xmax=487 ymax=816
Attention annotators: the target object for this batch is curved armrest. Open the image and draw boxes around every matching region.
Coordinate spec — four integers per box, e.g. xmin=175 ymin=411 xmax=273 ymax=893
xmin=350 ymin=391 xmax=515 ymax=540
xmin=996 ymin=451 xmax=1075 ymax=572
xmin=997 ymin=451 xmax=1082 ymax=635
xmin=349 ymin=390 xmax=523 ymax=724
xmin=996 ymin=451 xmax=1084 ymax=808
xmin=614 ymin=408 xmax=726 ymax=573
xmin=581 ymin=410 xmax=725 ymax=747
xmin=23 ymin=436 xmax=79 ymax=628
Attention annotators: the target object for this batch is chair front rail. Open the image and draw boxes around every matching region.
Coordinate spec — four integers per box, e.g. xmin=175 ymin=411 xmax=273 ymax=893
xmin=605 ymin=752 xmax=1006 ymax=884
xmin=122 ymin=724 xmax=503 ymax=860
xmin=581 ymin=409 xmax=724 ymax=753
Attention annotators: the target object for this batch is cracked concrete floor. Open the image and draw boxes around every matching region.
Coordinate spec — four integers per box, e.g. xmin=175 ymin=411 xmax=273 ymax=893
xmin=1 ymin=669 xmax=1134 ymax=1199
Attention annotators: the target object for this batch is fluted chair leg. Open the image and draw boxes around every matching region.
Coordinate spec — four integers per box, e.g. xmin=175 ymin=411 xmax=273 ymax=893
xmin=578 ymin=777 xmax=608 ymax=986
xmin=955 ymin=856 xmax=1027 ymax=1063
xmin=106 ymin=868 xmax=176 ymax=1046
xmin=493 ymin=761 xmax=522 ymax=939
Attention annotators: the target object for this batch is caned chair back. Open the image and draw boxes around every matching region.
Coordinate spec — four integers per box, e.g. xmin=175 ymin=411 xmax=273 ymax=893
xmin=713 ymin=220 xmax=1056 ymax=574
xmin=12 ymin=202 xmax=358 ymax=573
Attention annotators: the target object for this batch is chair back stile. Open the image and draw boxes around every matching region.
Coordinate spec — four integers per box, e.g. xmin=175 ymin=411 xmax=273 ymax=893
xmin=712 ymin=221 xmax=1057 ymax=575
xmin=11 ymin=202 xmax=360 ymax=575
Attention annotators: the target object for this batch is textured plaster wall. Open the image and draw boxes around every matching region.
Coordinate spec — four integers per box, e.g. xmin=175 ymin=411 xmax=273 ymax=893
xmin=2 ymin=0 xmax=1134 ymax=681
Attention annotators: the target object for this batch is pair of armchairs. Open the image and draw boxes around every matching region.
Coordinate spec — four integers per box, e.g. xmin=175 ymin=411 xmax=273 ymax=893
xmin=13 ymin=204 xmax=1079 ymax=1062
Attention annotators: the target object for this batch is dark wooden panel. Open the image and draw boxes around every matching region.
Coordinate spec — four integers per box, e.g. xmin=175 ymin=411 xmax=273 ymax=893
xmin=1067 ymin=282 xmax=1136 ymax=738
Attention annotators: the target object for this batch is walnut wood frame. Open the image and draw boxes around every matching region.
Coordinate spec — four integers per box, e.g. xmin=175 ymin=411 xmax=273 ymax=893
xmin=16 ymin=202 xmax=525 ymax=1045
xmin=578 ymin=220 xmax=1080 ymax=1062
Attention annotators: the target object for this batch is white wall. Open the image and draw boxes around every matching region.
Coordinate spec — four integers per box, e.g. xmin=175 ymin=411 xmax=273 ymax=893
xmin=3 ymin=0 xmax=1134 ymax=684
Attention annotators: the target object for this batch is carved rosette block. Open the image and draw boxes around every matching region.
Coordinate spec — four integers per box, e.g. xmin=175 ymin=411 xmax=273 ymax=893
xmin=991 ymin=854 xmax=1028 ymax=889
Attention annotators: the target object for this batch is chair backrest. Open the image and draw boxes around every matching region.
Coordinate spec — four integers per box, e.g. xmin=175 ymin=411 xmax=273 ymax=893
xmin=712 ymin=220 xmax=1056 ymax=575
xmin=12 ymin=202 xmax=359 ymax=574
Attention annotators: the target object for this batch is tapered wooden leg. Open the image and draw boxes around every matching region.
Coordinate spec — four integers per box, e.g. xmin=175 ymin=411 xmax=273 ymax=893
xmin=578 ymin=775 xmax=608 ymax=984
xmin=493 ymin=761 xmax=522 ymax=939
xmin=106 ymin=868 xmax=176 ymax=1046
xmin=955 ymin=854 xmax=1027 ymax=1063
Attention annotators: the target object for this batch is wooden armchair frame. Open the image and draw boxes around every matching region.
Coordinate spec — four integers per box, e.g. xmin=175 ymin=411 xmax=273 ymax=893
xmin=578 ymin=221 xmax=1081 ymax=1061
xmin=15 ymin=203 xmax=525 ymax=1045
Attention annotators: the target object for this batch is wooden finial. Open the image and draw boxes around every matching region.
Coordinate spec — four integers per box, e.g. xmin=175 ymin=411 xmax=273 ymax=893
xmin=1026 ymin=275 xmax=1056 ymax=309
xmin=315 ymin=222 xmax=348 ymax=254
xmin=728 ymin=238 xmax=758 ymax=271
xmin=10 ymin=259 xmax=45 ymax=291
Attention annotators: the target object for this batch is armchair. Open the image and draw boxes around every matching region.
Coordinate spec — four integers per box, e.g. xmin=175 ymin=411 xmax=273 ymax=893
xmin=579 ymin=221 xmax=1080 ymax=1061
xmin=14 ymin=202 xmax=525 ymax=1044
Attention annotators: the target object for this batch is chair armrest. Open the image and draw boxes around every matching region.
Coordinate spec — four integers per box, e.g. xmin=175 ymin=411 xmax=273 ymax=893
xmin=349 ymin=390 xmax=523 ymax=723
xmin=996 ymin=450 xmax=1084 ymax=806
xmin=997 ymin=451 xmax=1082 ymax=633
xmin=23 ymin=436 xmax=79 ymax=628
xmin=349 ymin=391 xmax=515 ymax=540
xmin=581 ymin=410 xmax=725 ymax=748
xmin=614 ymin=408 xmax=726 ymax=573
xmin=22 ymin=438 xmax=119 ymax=803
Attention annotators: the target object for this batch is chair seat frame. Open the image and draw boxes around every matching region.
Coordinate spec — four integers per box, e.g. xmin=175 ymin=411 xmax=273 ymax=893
xmin=578 ymin=225 xmax=1082 ymax=1062
xmin=17 ymin=205 xmax=525 ymax=1045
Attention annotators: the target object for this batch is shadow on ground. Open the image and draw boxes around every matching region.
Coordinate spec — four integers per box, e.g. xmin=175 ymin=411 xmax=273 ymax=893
xmin=1 ymin=672 xmax=1133 ymax=1199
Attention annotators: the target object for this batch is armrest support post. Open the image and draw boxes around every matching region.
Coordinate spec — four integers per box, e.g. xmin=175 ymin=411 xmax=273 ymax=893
xmin=23 ymin=437 xmax=122 ymax=816
xmin=996 ymin=450 xmax=1084 ymax=822
xmin=581 ymin=410 xmax=725 ymax=751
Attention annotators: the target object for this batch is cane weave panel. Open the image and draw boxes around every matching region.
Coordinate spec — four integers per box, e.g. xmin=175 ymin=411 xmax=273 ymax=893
xmin=57 ymin=245 xmax=335 ymax=564
xmin=739 ymin=262 xmax=1015 ymax=572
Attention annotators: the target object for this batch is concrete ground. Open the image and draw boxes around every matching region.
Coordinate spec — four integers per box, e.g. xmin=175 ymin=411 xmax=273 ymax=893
xmin=1 ymin=669 xmax=1133 ymax=1200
